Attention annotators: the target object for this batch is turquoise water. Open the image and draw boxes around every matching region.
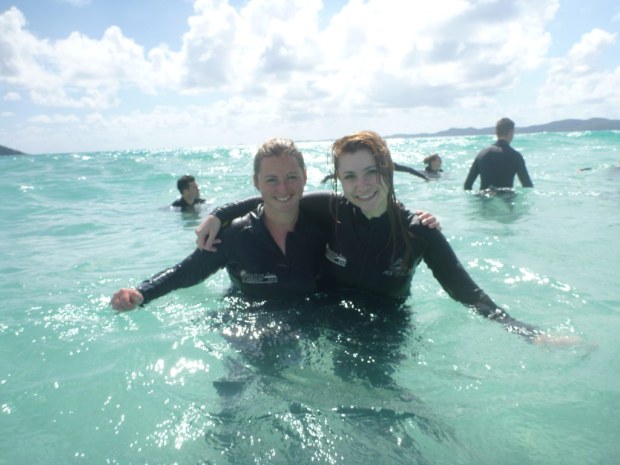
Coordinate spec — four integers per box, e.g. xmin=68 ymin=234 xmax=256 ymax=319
xmin=1 ymin=132 xmax=619 ymax=464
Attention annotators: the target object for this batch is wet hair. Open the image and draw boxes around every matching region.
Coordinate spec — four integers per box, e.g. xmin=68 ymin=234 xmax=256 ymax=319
xmin=330 ymin=130 xmax=413 ymax=266
xmin=320 ymin=162 xmax=429 ymax=183
xmin=423 ymin=153 xmax=441 ymax=169
xmin=253 ymin=138 xmax=305 ymax=175
xmin=177 ymin=175 xmax=196 ymax=194
xmin=496 ymin=118 xmax=515 ymax=138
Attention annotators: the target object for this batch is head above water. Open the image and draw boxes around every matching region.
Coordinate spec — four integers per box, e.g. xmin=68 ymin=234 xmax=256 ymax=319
xmin=253 ymin=138 xmax=306 ymax=176
xmin=177 ymin=175 xmax=196 ymax=194
xmin=423 ymin=153 xmax=442 ymax=171
xmin=331 ymin=130 xmax=413 ymax=264
xmin=496 ymin=117 xmax=515 ymax=141
xmin=331 ymin=130 xmax=395 ymax=196
xmin=177 ymin=174 xmax=200 ymax=204
xmin=252 ymin=138 xmax=307 ymax=220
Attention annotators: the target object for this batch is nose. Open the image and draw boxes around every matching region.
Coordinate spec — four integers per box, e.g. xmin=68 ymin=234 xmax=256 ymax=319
xmin=275 ymin=179 xmax=289 ymax=191
xmin=360 ymin=173 xmax=374 ymax=188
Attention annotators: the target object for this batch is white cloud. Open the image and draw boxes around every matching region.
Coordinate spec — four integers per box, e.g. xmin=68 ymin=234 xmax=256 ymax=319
xmin=3 ymin=91 xmax=21 ymax=101
xmin=538 ymin=28 xmax=620 ymax=108
xmin=29 ymin=114 xmax=81 ymax=124
xmin=0 ymin=0 xmax=560 ymax=114
xmin=3 ymin=0 xmax=574 ymax=152
xmin=176 ymin=0 xmax=324 ymax=94
xmin=1 ymin=111 xmax=13 ymax=117
xmin=0 ymin=7 xmax=177 ymax=109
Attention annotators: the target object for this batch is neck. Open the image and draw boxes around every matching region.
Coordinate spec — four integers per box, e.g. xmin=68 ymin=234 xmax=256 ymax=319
xmin=182 ymin=193 xmax=195 ymax=204
xmin=359 ymin=196 xmax=389 ymax=219
xmin=263 ymin=207 xmax=299 ymax=231
xmin=263 ymin=207 xmax=299 ymax=254
xmin=360 ymin=205 xmax=387 ymax=219
xmin=497 ymin=133 xmax=513 ymax=143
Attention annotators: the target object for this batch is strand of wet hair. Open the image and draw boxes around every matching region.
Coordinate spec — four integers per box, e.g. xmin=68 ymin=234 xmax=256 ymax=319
xmin=320 ymin=162 xmax=430 ymax=184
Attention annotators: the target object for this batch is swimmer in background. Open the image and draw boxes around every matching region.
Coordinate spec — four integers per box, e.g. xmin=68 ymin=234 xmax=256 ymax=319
xmin=578 ymin=161 xmax=620 ymax=172
xmin=423 ymin=153 xmax=443 ymax=178
xmin=171 ymin=175 xmax=206 ymax=211
xmin=464 ymin=117 xmax=533 ymax=191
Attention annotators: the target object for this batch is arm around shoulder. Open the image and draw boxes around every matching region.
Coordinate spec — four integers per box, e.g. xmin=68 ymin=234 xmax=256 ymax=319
xmin=211 ymin=197 xmax=262 ymax=222
xmin=299 ymin=191 xmax=337 ymax=225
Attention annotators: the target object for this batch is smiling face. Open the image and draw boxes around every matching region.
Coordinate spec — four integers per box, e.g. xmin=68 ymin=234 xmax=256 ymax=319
xmin=337 ymin=148 xmax=389 ymax=218
xmin=254 ymin=153 xmax=307 ymax=218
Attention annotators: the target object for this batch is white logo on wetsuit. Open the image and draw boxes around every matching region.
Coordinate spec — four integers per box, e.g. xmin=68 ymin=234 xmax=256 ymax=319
xmin=240 ymin=271 xmax=278 ymax=284
xmin=325 ymin=244 xmax=347 ymax=267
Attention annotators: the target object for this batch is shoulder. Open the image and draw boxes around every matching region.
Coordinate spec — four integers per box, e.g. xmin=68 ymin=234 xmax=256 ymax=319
xmin=302 ymin=190 xmax=339 ymax=204
xmin=398 ymin=205 xmax=426 ymax=234
xmin=300 ymin=191 xmax=342 ymax=220
xmin=171 ymin=198 xmax=184 ymax=207
xmin=404 ymin=210 xmax=444 ymax=241
xmin=502 ymin=143 xmax=524 ymax=159
xmin=477 ymin=144 xmax=496 ymax=157
xmin=217 ymin=214 xmax=262 ymax=253
xmin=221 ymin=210 xmax=259 ymax=236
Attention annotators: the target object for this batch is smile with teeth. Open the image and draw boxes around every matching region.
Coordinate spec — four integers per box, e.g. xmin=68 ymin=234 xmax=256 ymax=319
xmin=275 ymin=195 xmax=293 ymax=202
xmin=355 ymin=191 xmax=377 ymax=201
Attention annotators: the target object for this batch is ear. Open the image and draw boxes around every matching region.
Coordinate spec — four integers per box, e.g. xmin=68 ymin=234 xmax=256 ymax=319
xmin=303 ymin=169 xmax=308 ymax=184
xmin=253 ymin=174 xmax=259 ymax=190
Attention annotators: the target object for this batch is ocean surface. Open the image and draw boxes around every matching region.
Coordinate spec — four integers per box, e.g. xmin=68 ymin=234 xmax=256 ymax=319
xmin=1 ymin=131 xmax=619 ymax=465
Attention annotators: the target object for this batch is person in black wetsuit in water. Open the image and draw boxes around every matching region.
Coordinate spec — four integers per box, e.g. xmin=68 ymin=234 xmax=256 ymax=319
xmin=111 ymin=139 xmax=328 ymax=309
xmin=197 ymin=131 xmax=575 ymax=345
xmin=463 ymin=118 xmax=534 ymax=191
xmin=423 ymin=153 xmax=443 ymax=178
xmin=171 ymin=175 xmax=206 ymax=211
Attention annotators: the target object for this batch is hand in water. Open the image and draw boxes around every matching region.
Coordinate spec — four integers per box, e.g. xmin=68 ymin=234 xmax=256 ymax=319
xmin=195 ymin=215 xmax=222 ymax=251
xmin=110 ymin=288 xmax=144 ymax=311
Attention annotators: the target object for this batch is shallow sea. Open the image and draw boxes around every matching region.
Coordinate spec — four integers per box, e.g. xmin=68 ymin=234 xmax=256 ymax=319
xmin=1 ymin=131 xmax=619 ymax=465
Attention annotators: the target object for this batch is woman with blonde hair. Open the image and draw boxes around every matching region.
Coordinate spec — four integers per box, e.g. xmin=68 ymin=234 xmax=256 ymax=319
xmin=111 ymin=138 xmax=326 ymax=310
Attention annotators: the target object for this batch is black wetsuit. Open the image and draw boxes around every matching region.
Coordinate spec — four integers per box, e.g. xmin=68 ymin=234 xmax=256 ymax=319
xmin=393 ymin=162 xmax=429 ymax=181
xmin=424 ymin=167 xmax=443 ymax=178
xmin=171 ymin=197 xmax=206 ymax=210
xmin=138 ymin=206 xmax=326 ymax=304
xmin=213 ymin=192 xmax=539 ymax=337
xmin=464 ymin=140 xmax=533 ymax=190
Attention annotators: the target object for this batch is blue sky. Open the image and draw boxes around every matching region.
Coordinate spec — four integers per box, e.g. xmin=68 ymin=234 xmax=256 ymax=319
xmin=1 ymin=0 xmax=619 ymax=153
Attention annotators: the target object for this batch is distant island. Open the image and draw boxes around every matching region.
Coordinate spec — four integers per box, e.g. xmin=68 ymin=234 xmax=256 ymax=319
xmin=0 ymin=144 xmax=26 ymax=155
xmin=387 ymin=117 xmax=620 ymax=139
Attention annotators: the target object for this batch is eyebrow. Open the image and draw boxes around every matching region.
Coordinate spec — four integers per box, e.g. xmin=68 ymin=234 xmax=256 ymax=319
xmin=341 ymin=164 xmax=376 ymax=175
xmin=262 ymin=171 xmax=299 ymax=178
